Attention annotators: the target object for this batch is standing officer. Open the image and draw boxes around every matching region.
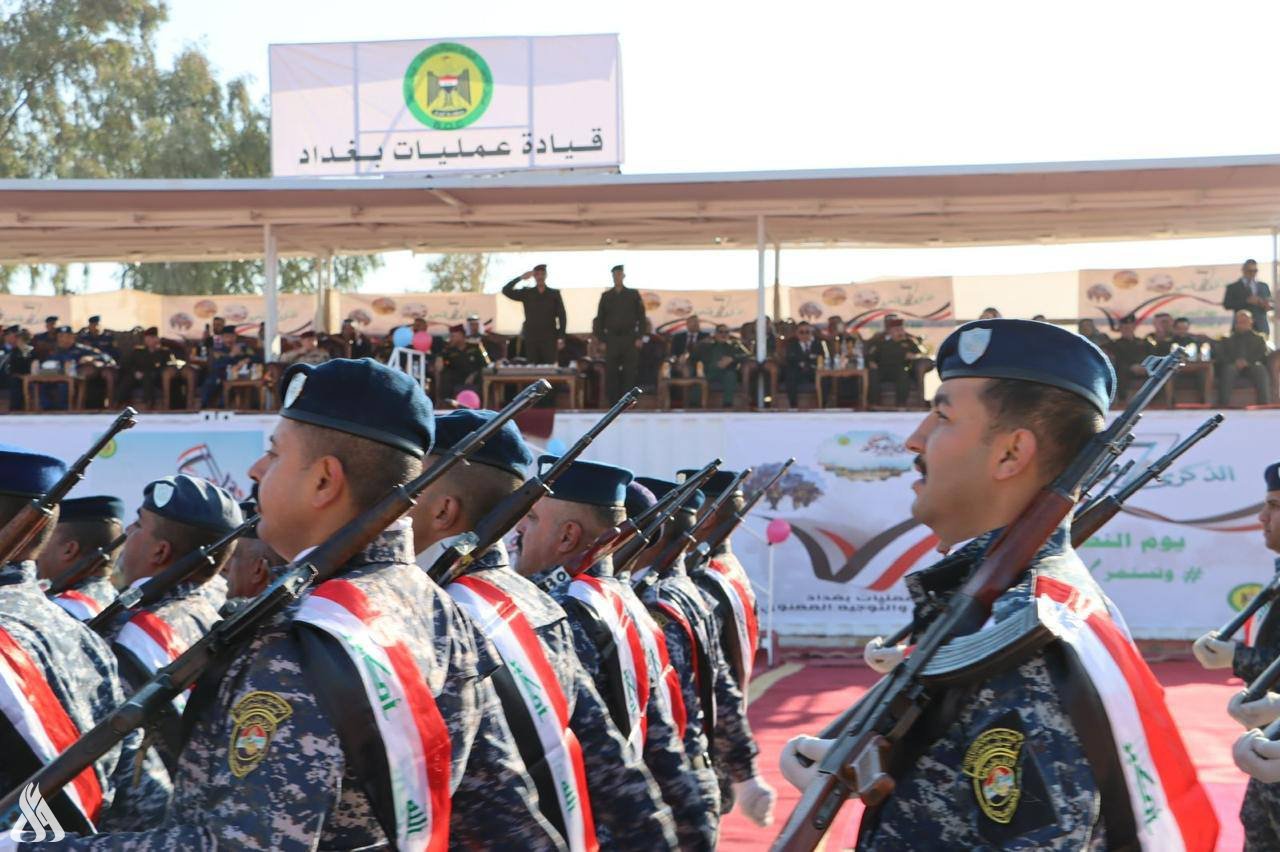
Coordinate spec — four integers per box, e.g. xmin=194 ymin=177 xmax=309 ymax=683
xmin=409 ymin=409 xmax=679 ymax=851
xmin=593 ymin=264 xmax=648 ymax=404
xmin=0 ymin=445 xmax=171 ymax=835
xmin=36 ymin=495 xmax=126 ymax=619
xmin=503 ymin=263 xmax=567 ymax=364
xmin=779 ymin=319 xmax=1216 ymax=849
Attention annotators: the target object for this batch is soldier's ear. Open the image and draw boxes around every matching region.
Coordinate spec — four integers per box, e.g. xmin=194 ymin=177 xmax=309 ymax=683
xmin=61 ymin=538 xmax=81 ymax=561
xmin=558 ymin=519 xmax=583 ymax=554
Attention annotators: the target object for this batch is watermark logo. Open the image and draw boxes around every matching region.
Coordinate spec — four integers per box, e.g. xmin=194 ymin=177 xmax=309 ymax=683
xmin=9 ymin=783 xmax=64 ymax=842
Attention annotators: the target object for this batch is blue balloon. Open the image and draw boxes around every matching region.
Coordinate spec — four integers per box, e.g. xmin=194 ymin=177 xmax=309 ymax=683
xmin=391 ymin=326 xmax=413 ymax=348
xmin=546 ymin=437 xmax=568 ymax=455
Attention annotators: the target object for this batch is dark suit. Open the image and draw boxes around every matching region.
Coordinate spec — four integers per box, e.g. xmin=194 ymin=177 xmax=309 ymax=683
xmin=502 ymin=277 xmax=567 ymax=363
xmin=1224 ymin=278 xmax=1273 ymax=337
xmin=670 ymin=329 xmax=711 ymax=359
xmin=783 ymin=337 xmax=830 ymax=407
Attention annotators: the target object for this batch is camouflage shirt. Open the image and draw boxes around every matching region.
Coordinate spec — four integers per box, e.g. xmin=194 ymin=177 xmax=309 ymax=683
xmin=65 ymin=574 xmax=118 ymax=610
xmin=0 ymin=561 xmax=171 ymax=836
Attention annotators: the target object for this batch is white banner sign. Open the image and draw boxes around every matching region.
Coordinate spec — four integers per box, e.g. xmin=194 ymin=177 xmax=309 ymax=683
xmin=789 ymin=277 xmax=955 ymax=351
xmin=339 ymin=292 xmax=497 ymax=336
xmin=270 ymin=35 xmax=622 ymax=177
xmin=1078 ymin=264 xmax=1240 ymax=337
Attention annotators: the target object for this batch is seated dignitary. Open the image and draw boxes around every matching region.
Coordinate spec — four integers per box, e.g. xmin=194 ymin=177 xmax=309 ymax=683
xmin=0 ymin=445 xmax=171 ymax=837
xmin=410 ymin=410 xmax=679 ymax=851
xmin=36 ymin=495 xmax=126 ymax=619
xmin=778 ymin=319 xmax=1216 ymax=850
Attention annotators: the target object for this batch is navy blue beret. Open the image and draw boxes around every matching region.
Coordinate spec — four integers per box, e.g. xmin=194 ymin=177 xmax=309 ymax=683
xmin=624 ymin=480 xmax=657 ymax=519
xmin=1266 ymin=463 xmax=1280 ymax=493
xmin=636 ymin=476 xmax=706 ymax=513
xmin=677 ymin=469 xmax=743 ymax=502
xmin=539 ymin=455 xmax=632 ymax=507
xmin=280 ymin=358 xmax=435 ymax=458
xmin=433 ymin=409 xmax=533 ymax=479
xmin=935 ymin=319 xmax=1116 ymax=415
xmin=142 ymin=475 xmax=243 ymax=535
xmin=0 ymin=444 xmax=66 ymax=498
xmin=59 ymin=496 xmax=126 ymax=524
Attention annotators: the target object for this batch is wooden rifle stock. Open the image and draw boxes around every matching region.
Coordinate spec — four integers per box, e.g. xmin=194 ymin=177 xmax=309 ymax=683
xmin=0 ymin=407 xmax=137 ymax=564
xmin=690 ymin=459 xmax=795 ymax=571
xmin=45 ymin=531 xmax=127 ymax=597
xmin=651 ymin=468 xmax=752 ymax=578
xmin=0 ymin=380 xmax=549 ymax=819
xmin=614 ymin=460 xmax=722 ymax=576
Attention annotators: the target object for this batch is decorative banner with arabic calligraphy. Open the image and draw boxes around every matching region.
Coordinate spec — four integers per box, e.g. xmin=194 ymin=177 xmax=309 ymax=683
xmin=0 ymin=295 xmax=71 ymax=333
xmin=639 ymin=290 xmax=766 ymax=334
xmin=269 ymin=35 xmax=622 ymax=177
xmin=339 ymin=292 xmax=498 ymax=336
xmin=160 ymin=294 xmax=317 ymax=340
xmin=788 ymin=277 xmax=955 ymax=351
xmin=1078 ymin=264 xmax=1242 ymax=337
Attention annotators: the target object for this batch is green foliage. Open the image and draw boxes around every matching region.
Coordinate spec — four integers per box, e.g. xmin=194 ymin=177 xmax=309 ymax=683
xmin=425 ymin=253 xmax=490 ymax=293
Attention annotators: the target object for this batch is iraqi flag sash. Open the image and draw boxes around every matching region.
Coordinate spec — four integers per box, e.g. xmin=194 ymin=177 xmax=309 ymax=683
xmin=114 ymin=611 xmax=193 ymax=715
xmin=52 ymin=591 xmax=103 ymax=622
xmin=295 ymin=580 xmax=451 ymax=852
xmin=702 ymin=560 xmax=759 ymax=687
xmin=1034 ymin=576 xmax=1218 ymax=852
xmin=618 ymin=588 xmax=687 ymax=740
xmin=568 ymin=576 xmax=650 ymax=759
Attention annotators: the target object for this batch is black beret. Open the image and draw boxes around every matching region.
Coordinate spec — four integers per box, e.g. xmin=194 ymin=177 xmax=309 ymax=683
xmin=936 ymin=319 xmax=1116 ymax=416
xmin=56 ymin=326 xmax=72 ymax=334
xmin=432 ymin=409 xmax=532 ymax=479
xmin=533 ymin=263 xmax=547 ymax=272
xmin=44 ymin=315 xmax=57 ymax=323
xmin=635 ymin=476 xmax=705 ymax=513
xmin=142 ymin=474 xmax=243 ymax=535
xmin=87 ymin=315 xmax=101 ymax=324
xmin=677 ymin=469 xmax=743 ymax=502
xmin=1266 ymin=463 xmax=1280 ymax=493
xmin=539 ymin=455 xmax=632 ymax=507
xmin=3 ymin=325 xmax=18 ymax=334
xmin=143 ymin=327 xmax=159 ymax=336
xmin=59 ymin=496 xmax=126 ymax=524
xmin=0 ymin=444 xmax=66 ymax=498
xmin=280 ymin=358 xmax=435 ymax=458
xmin=611 ymin=264 xmax=624 ymax=273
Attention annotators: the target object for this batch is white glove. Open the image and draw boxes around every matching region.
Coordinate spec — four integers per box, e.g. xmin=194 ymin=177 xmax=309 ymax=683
xmin=1234 ymin=729 xmax=1280 ymax=783
xmin=1192 ymin=632 xmax=1236 ymax=670
xmin=863 ymin=636 xmax=907 ymax=674
xmin=1229 ymin=690 xmax=1280 ymax=729
xmin=732 ymin=775 xmax=776 ymax=827
xmin=780 ymin=735 xmax=834 ymax=791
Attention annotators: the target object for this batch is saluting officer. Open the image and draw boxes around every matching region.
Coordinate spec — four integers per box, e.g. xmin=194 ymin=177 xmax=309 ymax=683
xmin=37 ymin=495 xmax=126 ymax=619
xmin=503 ymin=263 xmax=567 ymax=364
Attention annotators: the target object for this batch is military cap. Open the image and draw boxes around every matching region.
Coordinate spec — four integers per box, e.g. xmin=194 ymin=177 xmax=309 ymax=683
xmin=449 ymin=324 xmax=465 ymax=335
xmin=87 ymin=315 xmax=101 ymax=324
xmin=142 ymin=474 xmax=243 ymax=535
xmin=299 ymin=330 xmax=317 ymax=339
xmin=539 ymin=455 xmax=632 ymax=507
xmin=44 ymin=315 xmax=57 ymax=324
xmin=0 ymin=444 xmax=66 ymax=498
xmin=59 ymin=495 xmax=126 ymax=524
xmin=936 ymin=318 xmax=1116 ymax=416
xmin=533 ymin=263 xmax=547 ymax=272
xmin=635 ymin=476 xmax=705 ymax=513
xmin=1266 ymin=463 xmax=1280 ymax=493
xmin=624 ymin=480 xmax=657 ymax=519
xmin=143 ymin=326 xmax=159 ymax=336
xmin=466 ymin=313 xmax=481 ymax=322
xmin=611 ymin=264 xmax=624 ymax=273
xmin=279 ymin=358 xmax=435 ymax=458
xmin=3 ymin=325 xmax=19 ymax=334
xmin=677 ymin=469 xmax=744 ymax=501
xmin=56 ymin=325 xmax=73 ymax=334
xmin=433 ymin=409 xmax=532 ymax=479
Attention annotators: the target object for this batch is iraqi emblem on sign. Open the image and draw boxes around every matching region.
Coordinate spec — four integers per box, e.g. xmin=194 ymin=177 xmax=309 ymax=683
xmin=403 ymin=42 xmax=493 ymax=130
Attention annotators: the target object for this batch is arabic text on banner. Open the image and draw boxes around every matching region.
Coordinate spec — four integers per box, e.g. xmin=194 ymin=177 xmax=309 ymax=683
xmin=788 ymin=278 xmax=955 ymax=351
xmin=160 ymin=294 xmax=317 ymax=341
xmin=1078 ymin=265 xmax=1240 ymax=337
xmin=339 ymin=292 xmax=498 ymax=336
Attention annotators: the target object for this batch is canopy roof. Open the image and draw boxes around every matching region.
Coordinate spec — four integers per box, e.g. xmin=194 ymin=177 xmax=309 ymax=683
xmin=2 ymin=154 xmax=1280 ymax=263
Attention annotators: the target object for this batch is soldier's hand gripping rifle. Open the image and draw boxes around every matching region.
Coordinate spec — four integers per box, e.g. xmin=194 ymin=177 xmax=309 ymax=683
xmin=45 ymin=531 xmax=128 ymax=597
xmin=0 ymin=407 xmax=137 ymax=564
xmin=0 ymin=380 xmax=549 ymax=820
xmin=772 ymin=352 xmax=1184 ymax=852
xmin=687 ymin=459 xmax=796 ymax=573
xmin=427 ymin=387 xmax=642 ymax=586
xmin=612 ymin=459 xmax=723 ymax=577
xmin=649 ymin=468 xmax=752 ymax=580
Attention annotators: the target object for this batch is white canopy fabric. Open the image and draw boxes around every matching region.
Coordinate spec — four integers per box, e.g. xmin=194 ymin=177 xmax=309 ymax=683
xmin=2 ymin=154 xmax=1280 ymax=263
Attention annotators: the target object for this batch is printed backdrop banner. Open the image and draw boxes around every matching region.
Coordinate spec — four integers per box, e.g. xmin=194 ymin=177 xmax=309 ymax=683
xmin=340 ymin=292 xmax=498 ymax=336
xmin=270 ymin=35 xmax=622 ymax=177
xmin=1078 ymin=264 xmax=1242 ymax=337
xmin=0 ymin=295 xmax=71 ymax=333
xmin=789 ymin=278 xmax=955 ymax=351
xmin=642 ymin=289 xmax=766 ymax=334
xmin=160 ymin=294 xmax=317 ymax=340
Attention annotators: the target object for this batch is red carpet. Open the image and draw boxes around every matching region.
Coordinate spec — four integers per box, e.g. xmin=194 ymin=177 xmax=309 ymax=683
xmin=718 ymin=659 xmax=1246 ymax=850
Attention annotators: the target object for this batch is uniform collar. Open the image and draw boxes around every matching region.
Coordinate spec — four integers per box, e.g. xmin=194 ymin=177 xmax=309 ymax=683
xmin=415 ymin=533 xmax=509 ymax=574
xmin=0 ymin=561 xmax=37 ymax=587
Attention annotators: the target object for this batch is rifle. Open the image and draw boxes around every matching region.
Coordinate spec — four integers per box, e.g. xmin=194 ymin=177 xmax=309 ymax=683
xmin=86 ymin=517 xmax=259 ymax=634
xmin=772 ymin=352 xmax=1183 ymax=851
xmin=0 ymin=408 xmax=137 ymax=564
xmin=1218 ymin=560 xmax=1280 ymax=643
xmin=0 ymin=380 xmax=549 ymax=817
xmin=648 ymin=468 xmax=752 ymax=580
xmin=1076 ymin=431 xmax=1136 ymax=504
xmin=45 ymin=532 xmax=127 ymax=597
xmin=427 ymin=387 xmax=642 ymax=586
xmin=688 ymin=459 xmax=795 ymax=572
xmin=614 ymin=459 xmax=723 ymax=577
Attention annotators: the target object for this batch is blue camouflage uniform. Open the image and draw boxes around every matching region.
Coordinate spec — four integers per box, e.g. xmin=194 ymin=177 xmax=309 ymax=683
xmin=57 ymin=574 xmax=118 ymax=611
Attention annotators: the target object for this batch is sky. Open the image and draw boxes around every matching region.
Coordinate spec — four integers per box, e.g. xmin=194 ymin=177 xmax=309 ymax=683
xmin=57 ymin=0 xmax=1280 ymax=316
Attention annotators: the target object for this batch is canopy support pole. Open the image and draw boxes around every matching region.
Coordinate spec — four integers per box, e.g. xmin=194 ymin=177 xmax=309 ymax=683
xmin=1272 ymin=228 xmax=1278 ymax=350
xmin=773 ymin=241 xmax=782 ymax=327
xmin=756 ymin=215 xmax=767 ymax=409
xmin=263 ymin=224 xmax=279 ymax=360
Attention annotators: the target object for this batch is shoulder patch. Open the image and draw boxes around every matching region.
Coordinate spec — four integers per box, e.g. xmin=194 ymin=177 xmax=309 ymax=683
xmin=228 ymin=690 xmax=292 ymax=778
xmin=962 ymin=710 xmax=1058 ymax=843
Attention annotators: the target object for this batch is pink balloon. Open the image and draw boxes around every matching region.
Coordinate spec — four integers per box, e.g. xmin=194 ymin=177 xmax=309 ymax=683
xmin=411 ymin=330 xmax=433 ymax=352
xmin=456 ymin=389 xmax=481 ymax=409
xmin=766 ymin=518 xmax=792 ymax=545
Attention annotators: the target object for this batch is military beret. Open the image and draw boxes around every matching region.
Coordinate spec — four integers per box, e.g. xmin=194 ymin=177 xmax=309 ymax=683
xmin=677 ymin=469 xmax=743 ymax=502
xmin=3 ymin=325 xmax=18 ymax=334
xmin=56 ymin=326 xmax=72 ymax=334
xmin=88 ymin=315 xmax=101 ymax=324
xmin=533 ymin=263 xmax=547 ymax=272
xmin=142 ymin=474 xmax=243 ymax=535
xmin=624 ymin=480 xmax=657 ymax=519
xmin=466 ymin=313 xmax=480 ymax=322
xmin=449 ymin=324 xmax=465 ymax=335
xmin=611 ymin=264 xmax=624 ymax=273
xmin=1266 ymin=463 xmax=1280 ymax=493
xmin=433 ymin=409 xmax=533 ymax=479
xmin=279 ymin=358 xmax=435 ymax=458
xmin=636 ymin=476 xmax=705 ymax=513
xmin=539 ymin=455 xmax=632 ymax=507
xmin=935 ymin=319 xmax=1116 ymax=416
xmin=143 ymin=326 xmax=159 ymax=336
xmin=59 ymin=496 xmax=126 ymax=524
xmin=44 ymin=315 xmax=57 ymax=323
xmin=0 ymin=444 xmax=66 ymax=498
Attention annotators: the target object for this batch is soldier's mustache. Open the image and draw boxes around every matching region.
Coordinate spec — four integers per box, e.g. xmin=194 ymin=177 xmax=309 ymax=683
xmin=914 ymin=456 xmax=927 ymax=478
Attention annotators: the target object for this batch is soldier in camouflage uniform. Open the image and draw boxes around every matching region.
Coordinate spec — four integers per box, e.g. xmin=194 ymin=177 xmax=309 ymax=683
xmin=0 ymin=445 xmax=171 ymax=837
xmin=411 ymin=410 xmax=680 ymax=850
xmin=36 ymin=495 xmax=126 ymax=618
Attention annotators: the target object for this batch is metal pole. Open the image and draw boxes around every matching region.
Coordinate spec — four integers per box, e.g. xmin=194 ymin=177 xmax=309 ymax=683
xmin=756 ymin=215 xmax=767 ymax=408
xmin=772 ymin=241 xmax=782 ymax=328
xmin=1272 ymin=228 xmax=1278 ymax=350
xmin=315 ymin=253 xmax=329 ymax=334
xmin=263 ymin=225 xmax=279 ymax=360
xmin=766 ymin=541 xmax=775 ymax=668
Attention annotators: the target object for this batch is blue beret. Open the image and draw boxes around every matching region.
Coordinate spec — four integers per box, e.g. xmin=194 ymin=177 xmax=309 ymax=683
xmin=624 ymin=480 xmax=657 ymax=519
xmin=1266 ymin=463 xmax=1280 ymax=493
xmin=142 ymin=475 xmax=243 ymax=535
xmin=59 ymin=496 xmax=126 ymax=524
xmin=539 ymin=456 xmax=632 ymax=507
xmin=935 ymin=319 xmax=1116 ymax=415
xmin=677 ymin=469 xmax=743 ymax=502
xmin=0 ymin=444 xmax=66 ymax=498
xmin=280 ymin=358 xmax=435 ymax=458
xmin=433 ymin=409 xmax=533 ymax=479
xmin=635 ymin=476 xmax=705 ymax=513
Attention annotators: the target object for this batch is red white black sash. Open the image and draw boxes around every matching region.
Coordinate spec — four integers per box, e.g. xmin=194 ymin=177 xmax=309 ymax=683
xmin=0 ymin=624 xmax=103 ymax=828
xmin=52 ymin=590 xmax=104 ymax=621
xmin=113 ymin=611 xmax=192 ymax=714
xmin=618 ymin=588 xmax=687 ymax=740
xmin=449 ymin=575 xmax=599 ymax=852
xmin=702 ymin=558 xmax=759 ymax=688
xmin=295 ymin=579 xmax=451 ymax=852
xmin=568 ymin=575 xmax=650 ymax=759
